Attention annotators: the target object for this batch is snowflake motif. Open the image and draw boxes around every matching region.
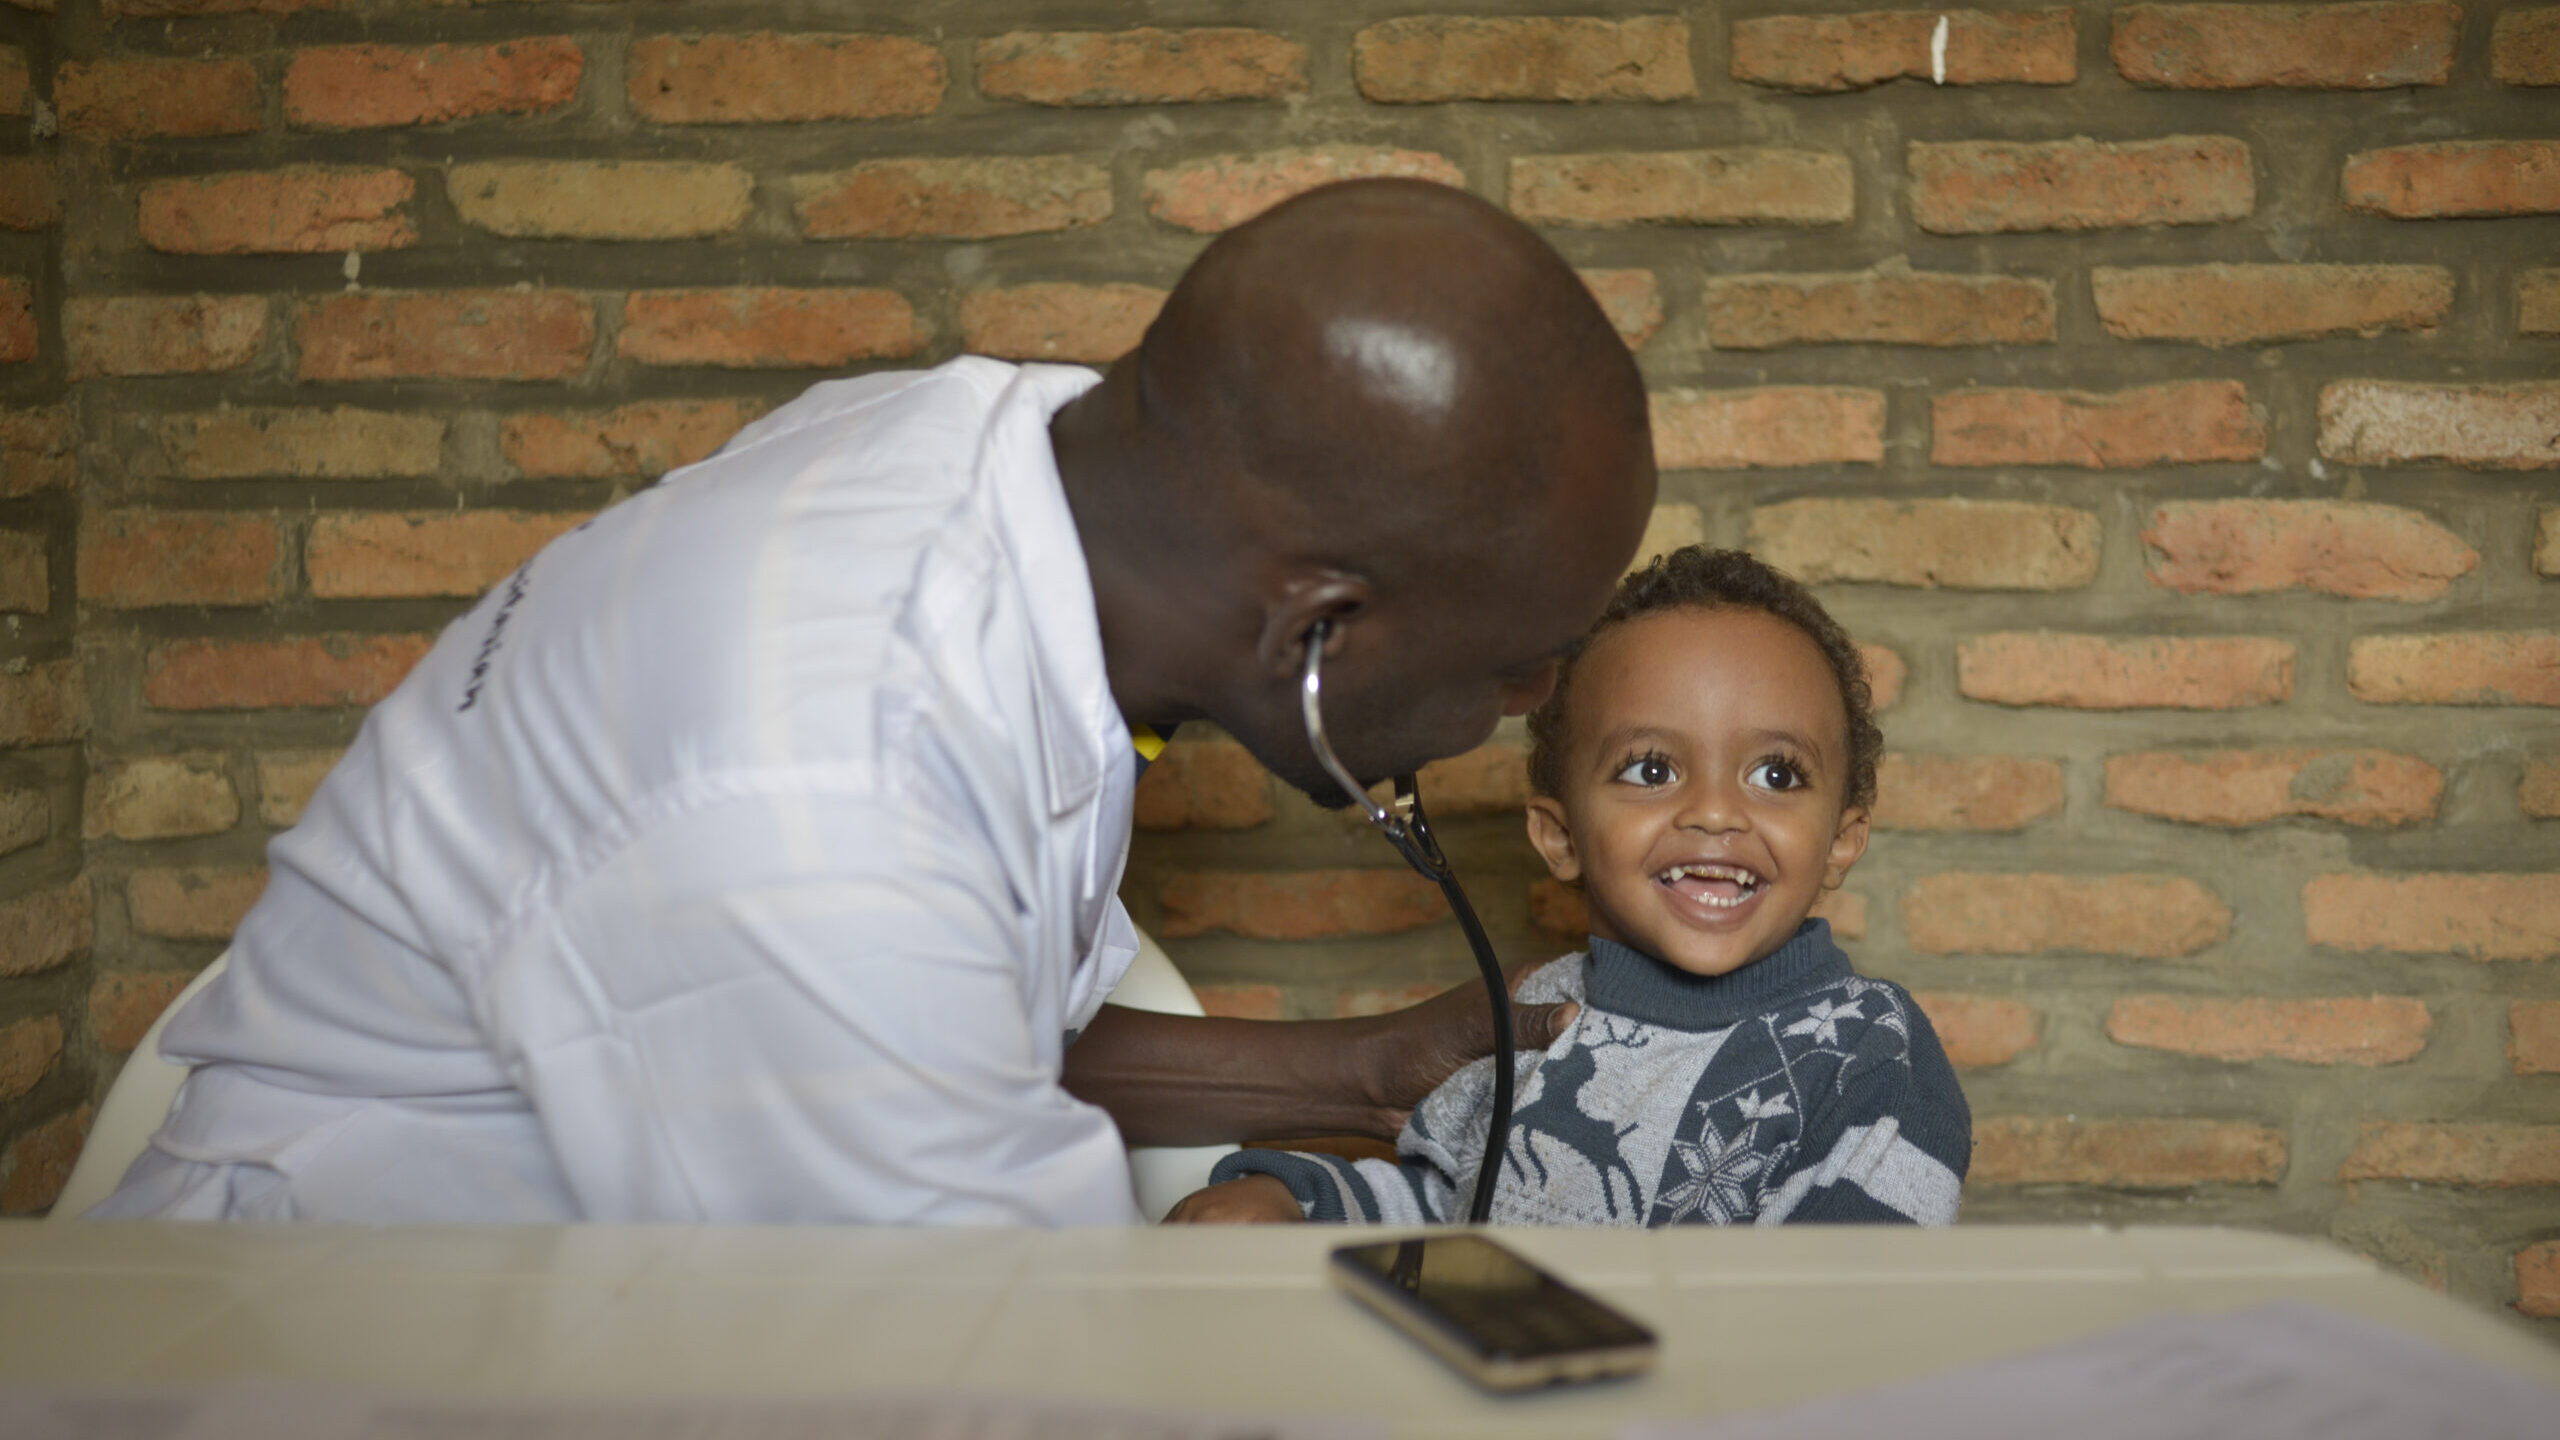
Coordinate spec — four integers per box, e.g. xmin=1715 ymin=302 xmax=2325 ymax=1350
xmin=1658 ymin=1106 xmax=1771 ymax=1224
xmin=1783 ymin=996 xmax=1865 ymax=1047
xmin=1734 ymin=1089 xmax=1794 ymax=1122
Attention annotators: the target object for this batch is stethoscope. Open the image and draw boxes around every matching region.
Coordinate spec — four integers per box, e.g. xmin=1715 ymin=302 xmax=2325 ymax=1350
xmin=1298 ymin=619 xmax=1513 ymax=1225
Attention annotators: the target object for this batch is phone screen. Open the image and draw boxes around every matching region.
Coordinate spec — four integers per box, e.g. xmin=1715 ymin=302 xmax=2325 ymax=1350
xmin=1330 ymin=1235 xmax=1656 ymax=1370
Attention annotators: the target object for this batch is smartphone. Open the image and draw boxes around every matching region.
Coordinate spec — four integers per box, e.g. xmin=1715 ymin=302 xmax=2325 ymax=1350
xmin=1327 ymin=1235 xmax=1658 ymax=1392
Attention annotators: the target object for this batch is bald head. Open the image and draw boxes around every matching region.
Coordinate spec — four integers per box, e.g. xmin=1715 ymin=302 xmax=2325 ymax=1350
xmin=1133 ymin=179 xmax=1644 ymax=565
xmin=1050 ymin=178 xmax=1656 ymax=798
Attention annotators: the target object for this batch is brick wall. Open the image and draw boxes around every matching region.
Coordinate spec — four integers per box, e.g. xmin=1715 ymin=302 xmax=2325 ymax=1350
xmin=0 ymin=0 xmax=2549 ymax=1329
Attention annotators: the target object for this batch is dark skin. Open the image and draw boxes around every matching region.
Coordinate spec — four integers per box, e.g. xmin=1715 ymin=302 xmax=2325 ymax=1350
xmin=1047 ymin=180 xmax=1658 ymax=1157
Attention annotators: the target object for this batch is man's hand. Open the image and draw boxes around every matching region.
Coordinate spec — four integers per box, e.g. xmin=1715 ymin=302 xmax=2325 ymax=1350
xmin=1355 ymin=967 xmax=1580 ymax=1140
xmin=1164 ymin=1174 xmax=1307 ymax=1224
xmin=1062 ymin=968 xmax=1578 ymax=1148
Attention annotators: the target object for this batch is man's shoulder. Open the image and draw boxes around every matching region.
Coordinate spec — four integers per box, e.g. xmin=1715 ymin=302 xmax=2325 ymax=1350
xmin=710 ymin=357 xmax=1026 ymax=463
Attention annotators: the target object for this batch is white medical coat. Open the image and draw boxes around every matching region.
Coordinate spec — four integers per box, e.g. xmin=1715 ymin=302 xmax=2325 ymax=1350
xmin=97 ymin=359 xmax=1151 ymax=1224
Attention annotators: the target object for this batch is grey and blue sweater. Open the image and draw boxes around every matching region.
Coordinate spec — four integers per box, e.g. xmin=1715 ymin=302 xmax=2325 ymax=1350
xmin=1211 ymin=920 xmax=1971 ymax=1226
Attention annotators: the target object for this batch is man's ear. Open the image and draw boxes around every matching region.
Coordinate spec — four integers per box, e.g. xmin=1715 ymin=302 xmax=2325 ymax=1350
xmin=1823 ymin=805 xmax=1870 ymax=890
xmin=1253 ymin=569 xmax=1372 ymax=680
xmin=1524 ymin=795 xmax=1583 ymax=884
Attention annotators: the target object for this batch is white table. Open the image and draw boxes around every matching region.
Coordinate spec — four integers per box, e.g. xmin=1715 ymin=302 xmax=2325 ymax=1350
xmin=5 ymin=1223 xmax=2555 ymax=1438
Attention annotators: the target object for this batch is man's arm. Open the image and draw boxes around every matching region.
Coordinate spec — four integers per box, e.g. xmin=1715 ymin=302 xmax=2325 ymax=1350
xmin=1061 ymin=973 xmax=1577 ymax=1147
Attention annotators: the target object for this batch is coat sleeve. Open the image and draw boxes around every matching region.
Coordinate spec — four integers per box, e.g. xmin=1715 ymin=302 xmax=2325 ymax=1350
xmin=1758 ymin=989 xmax=1972 ymax=1226
xmin=480 ymin=778 xmax=1143 ymax=1224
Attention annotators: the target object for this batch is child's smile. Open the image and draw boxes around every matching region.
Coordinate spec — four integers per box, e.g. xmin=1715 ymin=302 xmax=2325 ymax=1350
xmin=1527 ymin=606 xmax=1869 ymax=978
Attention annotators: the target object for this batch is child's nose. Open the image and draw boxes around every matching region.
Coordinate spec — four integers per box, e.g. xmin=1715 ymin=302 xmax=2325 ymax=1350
xmin=1676 ymin=775 xmax=1748 ymax=833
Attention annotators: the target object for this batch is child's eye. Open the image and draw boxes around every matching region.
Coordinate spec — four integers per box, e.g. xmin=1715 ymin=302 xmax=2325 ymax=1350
xmin=1750 ymin=759 xmax=1806 ymax=791
xmin=1613 ymin=754 xmax=1677 ymax=787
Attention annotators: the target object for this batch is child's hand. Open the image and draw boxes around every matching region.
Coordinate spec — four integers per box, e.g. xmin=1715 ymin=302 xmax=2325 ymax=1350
xmin=1163 ymin=1174 xmax=1306 ymax=1224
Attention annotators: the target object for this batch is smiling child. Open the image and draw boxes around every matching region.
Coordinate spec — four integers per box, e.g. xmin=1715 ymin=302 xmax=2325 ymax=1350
xmin=1170 ymin=546 xmax=1970 ymax=1226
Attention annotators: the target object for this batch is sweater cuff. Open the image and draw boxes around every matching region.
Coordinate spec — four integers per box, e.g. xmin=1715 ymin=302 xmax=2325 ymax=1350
xmin=1209 ymin=1148 xmax=1353 ymax=1222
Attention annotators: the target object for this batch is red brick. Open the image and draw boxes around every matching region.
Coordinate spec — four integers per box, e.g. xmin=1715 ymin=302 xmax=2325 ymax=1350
xmin=796 ymin=157 xmax=1108 ymax=240
xmin=1905 ymin=872 xmax=2230 ymax=958
xmin=1158 ymin=869 xmax=1449 ymax=941
xmin=0 ymin=659 xmax=87 ymax=746
xmin=2508 ymin=1001 xmax=2560 ymax=1075
xmin=0 ymin=156 xmax=59 ymax=231
xmin=502 ymin=399 xmax=766 ymax=480
xmin=1972 ymin=1117 xmax=2286 ymax=1187
xmin=65 ymin=295 xmax=266 ymax=380
xmin=978 ymin=28 xmax=1306 ymax=105
xmin=104 ymin=0 xmax=340 ymax=13
xmin=1909 ymin=136 xmax=2253 ymax=234
xmin=2494 ymin=8 xmax=2560 ymax=84
xmin=0 ymin=408 xmax=72 ymax=498
xmin=0 ymin=1015 xmax=60 ymax=1102
xmin=2093 ymin=263 xmax=2451 ymax=345
xmin=285 ymin=39 xmax=579 ymax=130
xmin=83 ymin=753 xmax=239 ymax=841
xmin=1144 ymin=147 xmax=1464 ymax=234
xmin=620 ymin=288 xmax=924 ymax=369
xmin=1195 ymin=985 xmax=1283 ymax=1021
xmin=1873 ymin=754 xmax=2064 ymax=832
xmin=1911 ymin=992 xmax=2038 ymax=1069
xmin=630 ymin=34 xmax=945 ymax=124
xmin=0 ymin=46 xmax=25 ymax=116
xmin=78 ymin=510 xmax=280 ymax=609
xmin=2108 ymin=995 xmax=2429 ymax=1065
xmin=0 ymin=530 xmax=43 ymax=612
xmin=2344 ymin=141 xmax=2560 ymax=218
xmin=1811 ymin=890 xmax=1867 ymax=941
xmin=0 ymin=277 xmax=32 ymax=364
xmin=139 ymin=168 xmax=416 ymax=256
xmin=1733 ymin=8 xmax=2076 ymax=92
xmin=90 ymin=971 xmax=193 ymax=1053
xmin=2113 ymin=3 xmax=2456 ymax=88
xmin=960 ymin=284 xmax=1164 ymax=365
xmin=159 ymin=407 xmax=443 ymax=480
xmin=2524 ymin=271 xmax=2560 ymax=336
xmin=0 ymin=787 xmax=46 ymax=856
xmin=1511 ymin=149 xmax=1853 ymax=228
xmin=448 ymin=160 xmax=751 ymax=241
xmin=255 ymin=748 xmax=341 ymax=828
xmin=2525 ymin=757 xmax=2560 ymax=818
xmin=308 ymin=511 xmax=587 ymax=600
xmin=1862 ymin=645 xmax=1906 ymax=711
xmin=1653 ymin=387 xmax=1884 ymax=470
xmin=2520 ymin=1243 xmax=2560 ymax=1318
xmin=2106 ymin=749 xmax=2440 ymax=827
xmin=2305 ymin=873 xmax=2560 ymax=960
xmin=2319 ymin=382 xmax=2560 ymax=470
xmin=1580 ymin=269 xmax=1662 ymax=350
xmin=1353 ymin=16 xmax=1695 ymax=102
xmin=2349 ymin=632 xmax=2560 ymax=706
xmin=298 ymin=290 xmax=593 ymax=382
xmin=1933 ymin=381 xmax=2264 ymax=467
xmin=128 ymin=866 xmax=266 ymax=941
xmin=1706 ymin=265 xmax=2053 ymax=349
xmin=144 ymin=635 xmax=430 ymax=712
xmin=1959 ymin=633 xmax=2294 ymax=710
xmin=1751 ymin=498 xmax=2098 ymax=590
xmin=1133 ymin=738 xmax=1272 ymax=831
xmin=1 ymin=1105 xmax=90 ymax=1215
xmin=0 ymin=878 xmax=91 ymax=977
xmin=2144 ymin=499 xmax=2475 ymax=601
xmin=57 ymin=58 xmax=259 ymax=139
xmin=2338 ymin=1123 xmax=2560 ymax=1186
xmin=1415 ymin=741 xmax=1529 ymax=818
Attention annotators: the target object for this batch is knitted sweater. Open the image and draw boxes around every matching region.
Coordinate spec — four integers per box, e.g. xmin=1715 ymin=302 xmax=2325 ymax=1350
xmin=1212 ymin=920 xmax=1970 ymax=1226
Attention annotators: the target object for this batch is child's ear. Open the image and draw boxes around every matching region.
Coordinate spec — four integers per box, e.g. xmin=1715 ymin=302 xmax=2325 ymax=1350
xmin=1524 ymin=796 xmax=1583 ymax=884
xmin=1823 ymin=805 xmax=1870 ymax=890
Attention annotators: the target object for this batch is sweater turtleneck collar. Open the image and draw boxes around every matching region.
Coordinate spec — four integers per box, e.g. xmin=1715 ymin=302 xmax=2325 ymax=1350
xmin=1581 ymin=919 xmax=1852 ymax=1031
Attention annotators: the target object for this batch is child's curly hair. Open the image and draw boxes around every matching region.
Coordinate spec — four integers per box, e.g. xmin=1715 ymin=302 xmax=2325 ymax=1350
xmin=1525 ymin=546 xmax=1883 ymax=811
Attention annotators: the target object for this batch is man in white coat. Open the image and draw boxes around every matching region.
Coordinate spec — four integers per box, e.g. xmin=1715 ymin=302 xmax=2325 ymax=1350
xmin=96 ymin=180 xmax=1659 ymax=1223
